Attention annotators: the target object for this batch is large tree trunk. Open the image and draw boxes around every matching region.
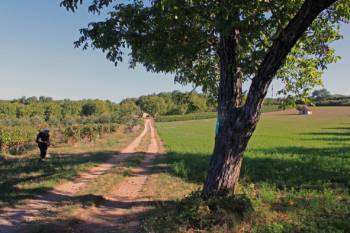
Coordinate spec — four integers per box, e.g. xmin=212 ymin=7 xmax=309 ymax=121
xmin=202 ymin=26 xmax=257 ymax=196
xmin=203 ymin=119 xmax=257 ymax=196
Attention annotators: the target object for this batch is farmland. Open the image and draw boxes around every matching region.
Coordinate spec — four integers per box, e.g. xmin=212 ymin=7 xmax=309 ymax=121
xmin=1 ymin=103 xmax=350 ymax=233
xmin=144 ymin=107 xmax=350 ymax=232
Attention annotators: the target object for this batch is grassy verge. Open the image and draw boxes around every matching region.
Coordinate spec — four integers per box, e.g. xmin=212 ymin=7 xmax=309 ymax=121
xmin=144 ymin=107 xmax=350 ymax=232
xmin=0 ymin=125 xmax=140 ymax=208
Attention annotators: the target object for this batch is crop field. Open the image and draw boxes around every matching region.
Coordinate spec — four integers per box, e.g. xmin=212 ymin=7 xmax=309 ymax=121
xmin=150 ymin=107 xmax=350 ymax=232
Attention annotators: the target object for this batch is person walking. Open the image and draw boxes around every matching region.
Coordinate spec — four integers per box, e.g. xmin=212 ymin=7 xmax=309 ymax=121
xmin=36 ymin=128 xmax=51 ymax=161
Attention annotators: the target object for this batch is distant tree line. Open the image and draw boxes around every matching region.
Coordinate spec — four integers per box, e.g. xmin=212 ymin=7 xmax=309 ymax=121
xmin=0 ymin=96 xmax=141 ymax=127
xmin=121 ymin=91 xmax=283 ymax=117
xmin=120 ymin=91 xmax=216 ymax=117
xmin=310 ymin=89 xmax=350 ymax=106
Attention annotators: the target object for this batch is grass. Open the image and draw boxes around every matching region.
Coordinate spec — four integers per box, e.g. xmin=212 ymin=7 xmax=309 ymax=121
xmin=0 ymin=125 xmax=139 ymax=208
xmin=155 ymin=105 xmax=281 ymax=122
xmin=144 ymin=107 xmax=350 ymax=233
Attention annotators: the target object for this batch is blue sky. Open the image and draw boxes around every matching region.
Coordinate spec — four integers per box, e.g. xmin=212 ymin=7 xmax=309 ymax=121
xmin=0 ymin=1 xmax=349 ymax=102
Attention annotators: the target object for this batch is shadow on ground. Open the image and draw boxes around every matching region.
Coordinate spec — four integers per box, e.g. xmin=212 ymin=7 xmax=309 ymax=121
xmin=5 ymin=192 xmax=164 ymax=233
xmin=153 ymin=146 xmax=350 ymax=191
xmin=302 ymin=126 xmax=350 ymax=139
xmin=0 ymin=151 xmax=118 ymax=207
xmin=19 ymin=193 xmax=253 ymax=233
xmin=151 ymin=125 xmax=350 ymax=191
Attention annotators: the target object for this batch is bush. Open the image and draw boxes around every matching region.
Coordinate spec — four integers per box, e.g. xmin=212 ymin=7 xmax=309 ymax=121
xmin=0 ymin=126 xmax=36 ymax=152
xmin=63 ymin=125 xmax=80 ymax=143
xmin=142 ymin=192 xmax=253 ymax=233
xmin=80 ymin=124 xmax=96 ymax=142
xmin=63 ymin=123 xmax=120 ymax=143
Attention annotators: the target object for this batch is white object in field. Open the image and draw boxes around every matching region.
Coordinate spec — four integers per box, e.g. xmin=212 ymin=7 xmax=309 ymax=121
xmin=297 ymin=105 xmax=312 ymax=115
xmin=142 ymin=112 xmax=150 ymax=118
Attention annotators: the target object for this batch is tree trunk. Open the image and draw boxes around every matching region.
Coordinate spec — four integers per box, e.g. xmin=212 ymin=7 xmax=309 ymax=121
xmin=203 ymin=120 xmax=257 ymax=196
xmin=202 ymin=0 xmax=338 ymax=197
xmin=202 ymin=26 xmax=256 ymax=196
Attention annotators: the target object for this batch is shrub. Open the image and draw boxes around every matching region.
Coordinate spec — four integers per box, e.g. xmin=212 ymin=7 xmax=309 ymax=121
xmin=0 ymin=126 xmax=36 ymax=152
xmin=142 ymin=192 xmax=253 ymax=233
xmin=63 ymin=125 xmax=80 ymax=143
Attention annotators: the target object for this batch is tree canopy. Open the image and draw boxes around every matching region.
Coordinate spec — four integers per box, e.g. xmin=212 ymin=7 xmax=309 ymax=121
xmin=61 ymin=0 xmax=349 ymax=100
xmin=311 ymin=88 xmax=332 ymax=100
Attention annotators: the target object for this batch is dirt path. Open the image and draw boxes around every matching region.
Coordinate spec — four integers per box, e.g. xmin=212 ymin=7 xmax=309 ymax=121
xmin=0 ymin=119 xmax=163 ymax=233
xmin=70 ymin=119 xmax=163 ymax=233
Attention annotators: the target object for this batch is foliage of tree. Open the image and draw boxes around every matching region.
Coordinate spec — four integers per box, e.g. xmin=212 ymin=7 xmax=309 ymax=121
xmin=129 ymin=91 xmax=216 ymax=116
xmin=311 ymin=88 xmax=332 ymax=100
xmin=81 ymin=100 xmax=107 ymax=116
xmin=61 ymin=0 xmax=350 ymax=196
xmin=137 ymin=96 xmax=167 ymax=117
xmin=187 ymin=93 xmax=207 ymax=113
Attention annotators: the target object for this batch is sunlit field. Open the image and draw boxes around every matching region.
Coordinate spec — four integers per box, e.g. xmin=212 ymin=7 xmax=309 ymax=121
xmin=152 ymin=107 xmax=350 ymax=232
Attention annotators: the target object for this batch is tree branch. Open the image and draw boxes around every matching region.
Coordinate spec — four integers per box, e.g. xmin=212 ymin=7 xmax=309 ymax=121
xmin=243 ymin=0 xmax=338 ymax=121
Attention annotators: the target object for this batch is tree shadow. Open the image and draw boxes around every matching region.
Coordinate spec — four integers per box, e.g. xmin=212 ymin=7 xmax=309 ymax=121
xmin=303 ymin=131 xmax=350 ymax=137
xmin=17 ymin=193 xmax=254 ymax=233
xmin=323 ymin=127 xmax=350 ymax=131
xmin=152 ymin=144 xmax=350 ymax=192
xmin=2 ymin=191 xmax=166 ymax=233
xmin=303 ymin=125 xmax=350 ymax=137
xmin=249 ymin=146 xmax=350 ymax=159
xmin=241 ymin=147 xmax=350 ymax=190
xmin=0 ymin=151 xmax=119 ymax=207
xmin=303 ymin=137 xmax=350 ymax=143
xmin=301 ymin=126 xmax=350 ymax=144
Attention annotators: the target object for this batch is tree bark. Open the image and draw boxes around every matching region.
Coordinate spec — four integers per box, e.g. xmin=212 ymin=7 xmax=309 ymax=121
xmin=202 ymin=26 xmax=250 ymax=196
xmin=202 ymin=0 xmax=338 ymax=197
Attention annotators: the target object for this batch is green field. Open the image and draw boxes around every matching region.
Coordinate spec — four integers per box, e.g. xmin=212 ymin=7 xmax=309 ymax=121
xmin=155 ymin=105 xmax=281 ymax=122
xmin=153 ymin=107 xmax=350 ymax=232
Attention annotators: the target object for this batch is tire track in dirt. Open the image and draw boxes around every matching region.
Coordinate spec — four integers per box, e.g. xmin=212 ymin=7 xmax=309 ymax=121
xmin=0 ymin=119 xmax=152 ymax=233
xmin=67 ymin=119 xmax=163 ymax=233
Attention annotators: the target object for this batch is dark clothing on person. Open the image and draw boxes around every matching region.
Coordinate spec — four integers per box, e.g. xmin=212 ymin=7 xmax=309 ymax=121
xmin=36 ymin=132 xmax=50 ymax=159
xmin=38 ymin=144 xmax=48 ymax=159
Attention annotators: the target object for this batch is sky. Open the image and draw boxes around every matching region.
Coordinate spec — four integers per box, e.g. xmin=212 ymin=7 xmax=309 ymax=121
xmin=0 ymin=1 xmax=349 ymax=102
